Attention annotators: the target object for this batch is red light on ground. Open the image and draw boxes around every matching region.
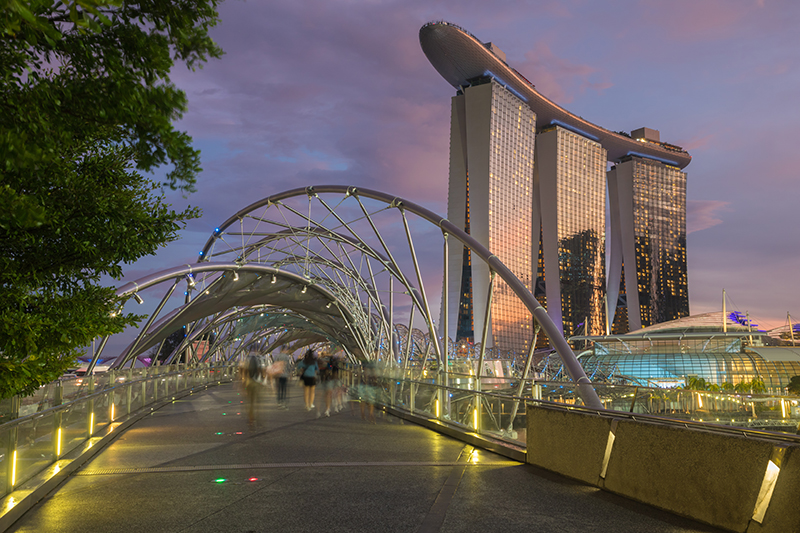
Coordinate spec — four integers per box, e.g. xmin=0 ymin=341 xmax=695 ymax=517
xmin=235 ymin=431 xmax=243 ymax=435
xmin=248 ymin=477 xmax=259 ymax=482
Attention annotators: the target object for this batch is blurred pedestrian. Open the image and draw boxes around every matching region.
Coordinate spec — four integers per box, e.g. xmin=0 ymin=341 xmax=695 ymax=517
xmin=269 ymin=350 xmax=291 ymax=409
xmin=296 ymin=349 xmax=319 ymax=411
xmin=319 ymin=353 xmax=340 ymax=417
xmin=360 ymin=360 xmax=377 ymax=423
xmin=240 ymin=354 xmax=266 ymax=428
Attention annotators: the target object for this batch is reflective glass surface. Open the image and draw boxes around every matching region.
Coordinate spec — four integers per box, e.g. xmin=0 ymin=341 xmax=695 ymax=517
xmin=486 ymin=81 xmax=535 ymax=353
xmin=630 ymin=158 xmax=689 ymax=325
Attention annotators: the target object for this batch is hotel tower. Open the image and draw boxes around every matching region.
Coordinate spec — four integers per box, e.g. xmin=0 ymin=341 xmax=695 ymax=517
xmin=420 ymin=22 xmax=691 ymax=351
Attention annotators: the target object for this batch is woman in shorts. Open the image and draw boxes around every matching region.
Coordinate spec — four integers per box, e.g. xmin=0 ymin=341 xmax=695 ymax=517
xmin=296 ymin=349 xmax=319 ymax=411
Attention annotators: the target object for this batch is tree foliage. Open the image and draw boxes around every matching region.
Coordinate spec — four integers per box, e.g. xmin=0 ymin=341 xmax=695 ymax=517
xmin=0 ymin=0 xmax=222 ymax=398
xmin=787 ymin=376 xmax=800 ymax=396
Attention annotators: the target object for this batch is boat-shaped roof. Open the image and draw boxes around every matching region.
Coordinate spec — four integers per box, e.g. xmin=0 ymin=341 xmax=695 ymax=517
xmin=419 ymin=21 xmax=692 ymax=169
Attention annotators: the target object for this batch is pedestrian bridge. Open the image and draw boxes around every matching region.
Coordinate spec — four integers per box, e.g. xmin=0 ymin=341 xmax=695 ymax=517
xmin=2 ymin=379 xmax=730 ymax=533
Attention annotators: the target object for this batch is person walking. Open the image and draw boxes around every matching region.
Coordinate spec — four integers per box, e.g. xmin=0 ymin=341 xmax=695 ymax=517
xmin=296 ymin=349 xmax=319 ymax=412
xmin=270 ymin=350 xmax=291 ymax=409
xmin=319 ymin=353 xmax=340 ymax=417
xmin=240 ymin=354 xmax=266 ymax=429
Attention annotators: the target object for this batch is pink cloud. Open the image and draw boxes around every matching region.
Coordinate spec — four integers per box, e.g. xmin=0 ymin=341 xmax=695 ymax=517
xmin=516 ymin=42 xmax=612 ymax=104
xmin=679 ymin=133 xmax=716 ymax=152
xmin=687 ymin=200 xmax=729 ymax=234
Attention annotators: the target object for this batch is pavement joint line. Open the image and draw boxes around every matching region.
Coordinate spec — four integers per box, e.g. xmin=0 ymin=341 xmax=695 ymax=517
xmin=415 ymin=445 xmax=473 ymax=533
xmin=77 ymin=460 xmax=519 ymax=475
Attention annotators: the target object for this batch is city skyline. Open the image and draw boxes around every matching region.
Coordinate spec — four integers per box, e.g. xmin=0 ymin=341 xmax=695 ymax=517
xmin=118 ymin=1 xmax=800 ymax=342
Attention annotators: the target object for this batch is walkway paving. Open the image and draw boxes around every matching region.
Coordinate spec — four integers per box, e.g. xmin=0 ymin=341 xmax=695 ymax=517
xmin=7 ymin=382 xmax=722 ymax=533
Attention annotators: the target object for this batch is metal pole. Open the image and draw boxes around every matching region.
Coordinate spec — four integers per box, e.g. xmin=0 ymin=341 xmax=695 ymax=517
xmin=389 ymin=277 xmax=395 ymax=366
xmin=475 ymin=271 xmax=496 ymax=394
xmin=442 ymin=233 xmax=450 ymax=417
xmin=722 ymin=288 xmax=727 ymax=333
xmin=508 ymin=325 xmax=540 ymax=431
xmin=399 ymin=209 xmax=444 ymax=366
xmin=86 ymin=335 xmax=111 ymax=375
xmin=123 ymin=281 xmax=178 ymax=367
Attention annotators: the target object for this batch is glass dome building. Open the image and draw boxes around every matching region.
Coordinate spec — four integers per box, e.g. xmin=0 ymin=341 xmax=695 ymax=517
xmin=574 ymin=312 xmax=800 ymax=393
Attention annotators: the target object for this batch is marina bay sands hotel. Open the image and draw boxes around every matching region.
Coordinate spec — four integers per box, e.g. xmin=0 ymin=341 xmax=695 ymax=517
xmin=420 ymin=22 xmax=690 ymax=353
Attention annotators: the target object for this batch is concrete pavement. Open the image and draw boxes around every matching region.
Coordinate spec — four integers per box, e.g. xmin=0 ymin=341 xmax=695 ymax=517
xmin=6 ymin=381 xmax=723 ymax=533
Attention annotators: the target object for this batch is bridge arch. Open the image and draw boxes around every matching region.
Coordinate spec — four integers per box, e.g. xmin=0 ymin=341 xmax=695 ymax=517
xmin=95 ymin=185 xmax=602 ymax=408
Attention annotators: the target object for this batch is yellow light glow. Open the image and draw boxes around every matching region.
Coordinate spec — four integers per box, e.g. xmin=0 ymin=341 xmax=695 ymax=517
xmin=473 ymin=407 xmax=479 ymax=430
xmin=111 ymin=403 xmax=115 ymax=421
xmin=697 ymin=394 xmax=703 ymax=409
xmin=781 ymin=400 xmax=787 ymax=418
xmin=11 ymin=450 xmax=17 ymax=488
xmin=435 ymin=398 xmax=440 ymax=418
xmin=752 ymin=460 xmax=781 ymax=523
xmin=90 ymin=412 xmax=94 ymax=434
xmin=56 ymin=427 xmax=62 ymax=457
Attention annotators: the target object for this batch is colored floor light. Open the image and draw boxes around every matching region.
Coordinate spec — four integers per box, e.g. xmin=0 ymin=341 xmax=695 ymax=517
xmin=248 ymin=477 xmax=259 ymax=482
xmin=473 ymin=407 xmax=478 ymax=430
xmin=215 ymin=432 xmax=224 ymax=435
xmin=214 ymin=478 xmax=226 ymax=483
xmin=56 ymin=427 xmax=62 ymax=457
xmin=435 ymin=398 xmax=440 ymax=418
xmin=90 ymin=412 xmax=95 ymax=433
xmin=111 ymin=404 xmax=115 ymax=421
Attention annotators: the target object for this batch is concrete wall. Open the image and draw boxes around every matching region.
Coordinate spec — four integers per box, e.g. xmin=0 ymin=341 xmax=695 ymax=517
xmin=527 ymin=404 xmax=800 ymax=533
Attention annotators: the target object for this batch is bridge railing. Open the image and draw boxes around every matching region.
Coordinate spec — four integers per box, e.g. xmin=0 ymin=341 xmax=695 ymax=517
xmin=341 ymin=366 xmax=800 ymax=453
xmin=0 ymin=363 xmax=238 ymax=501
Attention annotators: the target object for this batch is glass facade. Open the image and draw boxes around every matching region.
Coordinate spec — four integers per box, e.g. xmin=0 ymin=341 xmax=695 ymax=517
xmin=535 ymin=126 xmax=607 ymax=337
xmin=628 ymin=157 xmax=689 ymax=326
xmin=485 ymin=81 xmax=535 ymax=353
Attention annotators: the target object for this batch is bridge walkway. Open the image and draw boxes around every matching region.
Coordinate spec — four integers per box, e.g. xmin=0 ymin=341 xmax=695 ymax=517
xmin=7 ymin=382 xmax=721 ymax=533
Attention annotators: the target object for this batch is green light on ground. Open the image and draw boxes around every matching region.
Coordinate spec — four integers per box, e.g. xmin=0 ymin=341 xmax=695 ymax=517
xmin=215 ymin=432 xmax=224 ymax=435
xmin=214 ymin=478 xmax=226 ymax=483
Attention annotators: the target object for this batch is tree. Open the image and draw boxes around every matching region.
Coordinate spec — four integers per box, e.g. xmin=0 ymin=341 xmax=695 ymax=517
xmin=788 ymin=376 xmax=800 ymax=396
xmin=0 ymin=0 xmax=222 ymax=398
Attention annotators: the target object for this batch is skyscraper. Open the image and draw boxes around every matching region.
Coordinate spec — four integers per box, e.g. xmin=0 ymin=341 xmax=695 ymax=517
xmin=607 ymin=136 xmax=689 ymax=330
xmin=420 ymin=21 xmax=691 ymax=345
xmin=444 ymin=77 xmax=536 ymax=354
xmin=534 ymin=125 xmax=607 ymax=337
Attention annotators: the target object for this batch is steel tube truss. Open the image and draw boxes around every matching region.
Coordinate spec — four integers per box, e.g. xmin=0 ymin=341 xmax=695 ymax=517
xmin=102 ymin=185 xmax=601 ymax=408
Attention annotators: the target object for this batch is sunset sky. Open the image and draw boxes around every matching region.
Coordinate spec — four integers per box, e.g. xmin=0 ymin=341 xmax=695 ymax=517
xmin=125 ymin=0 xmax=800 ymax=334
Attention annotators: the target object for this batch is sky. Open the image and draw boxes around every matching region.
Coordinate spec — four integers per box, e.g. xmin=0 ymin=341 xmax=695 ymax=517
xmin=123 ymin=0 xmax=800 ymax=337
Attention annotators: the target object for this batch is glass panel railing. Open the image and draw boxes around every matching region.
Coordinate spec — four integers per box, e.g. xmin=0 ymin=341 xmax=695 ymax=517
xmin=0 ymin=363 xmax=234 ymax=498
xmin=61 ymin=400 xmax=89 ymax=456
xmin=0 ymin=426 xmax=9 ymax=499
xmin=14 ymin=412 xmax=55 ymax=489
